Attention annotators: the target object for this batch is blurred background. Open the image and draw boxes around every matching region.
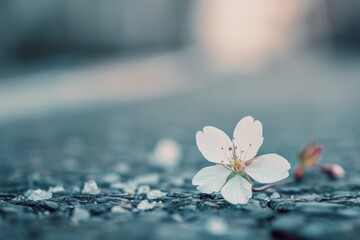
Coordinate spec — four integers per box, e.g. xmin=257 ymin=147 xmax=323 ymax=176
xmin=0 ymin=0 xmax=359 ymax=173
xmin=0 ymin=0 xmax=360 ymax=120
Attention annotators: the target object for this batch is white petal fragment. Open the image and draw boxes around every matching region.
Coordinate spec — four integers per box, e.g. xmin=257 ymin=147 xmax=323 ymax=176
xmin=196 ymin=126 xmax=233 ymax=163
xmin=233 ymin=116 xmax=264 ymax=161
xmin=245 ymin=154 xmax=291 ymax=184
xmin=192 ymin=165 xmax=231 ymax=194
xmin=221 ymin=174 xmax=252 ymax=205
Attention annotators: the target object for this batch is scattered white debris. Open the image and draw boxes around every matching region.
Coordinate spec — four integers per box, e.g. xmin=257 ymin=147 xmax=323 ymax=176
xmin=102 ymin=173 xmax=119 ymax=183
xmin=82 ymin=180 xmax=100 ymax=195
xmin=24 ymin=189 xmax=34 ymax=198
xmin=205 ymin=217 xmax=229 ymax=235
xmin=256 ymin=193 xmax=270 ymax=201
xmin=110 ymin=174 xmax=160 ymax=194
xmin=146 ymin=190 xmax=167 ymax=200
xmin=134 ymin=174 xmax=160 ymax=185
xmin=110 ymin=181 xmax=137 ymax=194
xmin=72 ymin=207 xmax=90 ymax=222
xmin=27 ymin=189 xmax=52 ymax=201
xmin=137 ymin=200 xmax=157 ymax=210
xmin=48 ymin=186 xmax=65 ymax=193
xmin=111 ymin=206 xmax=128 ymax=214
xmin=151 ymin=138 xmax=182 ymax=168
xmin=270 ymin=192 xmax=281 ymax=199
xmin=296 ymin=193 xmax=321 ymax=201
xmin=137 ymin=185 xmax=151 ymax=194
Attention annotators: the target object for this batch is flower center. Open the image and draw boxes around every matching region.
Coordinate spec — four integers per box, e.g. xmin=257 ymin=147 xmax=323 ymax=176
xmin=221 ymin=145 xmax=245 ymax=173
xmin=232 ymin=161 xmax=241 ymax=170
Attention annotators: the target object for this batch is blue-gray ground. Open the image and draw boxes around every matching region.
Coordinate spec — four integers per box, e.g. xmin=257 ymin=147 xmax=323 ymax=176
xmin=0 ymin=58 xmax=360 ymax=240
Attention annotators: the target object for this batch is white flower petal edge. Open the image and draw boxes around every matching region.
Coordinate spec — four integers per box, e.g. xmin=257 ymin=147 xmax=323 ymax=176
xmin=196 ymin=126 xmax=233 ymax=164
xmin=192 ymin=165 xmax=231 ymax=194
xmin=221 ymin=175 xmax=252 ymax=205
xmin=233 ymin=116 xmax=263 ymax=161
xmin=245 ymin=154 xmax=291 ymax=184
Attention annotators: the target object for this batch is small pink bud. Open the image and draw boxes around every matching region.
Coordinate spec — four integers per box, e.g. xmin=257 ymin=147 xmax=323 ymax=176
xmin=298 ymin=142 xmax=322 ymax=168
xmin=294 ymin=166 xmax=305 ymax=181
xmin=320 ymin=164 xmax=345 ymax=179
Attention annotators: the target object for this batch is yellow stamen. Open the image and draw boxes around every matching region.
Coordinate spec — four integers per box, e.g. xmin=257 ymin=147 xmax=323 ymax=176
xmin=232 ymin=161 xmax=241 ymax=170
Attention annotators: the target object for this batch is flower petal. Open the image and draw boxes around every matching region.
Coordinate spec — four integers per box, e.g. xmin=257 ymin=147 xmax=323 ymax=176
xmin=233 ymin=116 xmax=264 ymax=161
xmin=245 ymin=154 xmax=291 ymax=183
xmin=220 ymin=174 xmax=252 ymax=205
xmin=196 ymin=126 xmax=233 ymax=164
xmin=192 ymin=165 xmax=232 ymax=194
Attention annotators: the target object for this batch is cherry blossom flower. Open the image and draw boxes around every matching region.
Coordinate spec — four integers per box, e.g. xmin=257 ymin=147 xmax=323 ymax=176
xmin=192 ymin=116 xmax=291 ymax=204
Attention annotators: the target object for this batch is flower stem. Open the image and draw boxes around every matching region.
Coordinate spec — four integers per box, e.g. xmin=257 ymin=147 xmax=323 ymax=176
xmin=252 ymin=178 xmax=295 ymax=192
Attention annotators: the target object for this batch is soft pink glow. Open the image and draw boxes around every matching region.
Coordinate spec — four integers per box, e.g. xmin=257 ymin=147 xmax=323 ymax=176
xmin=196 ymin=0 xmax=310 ymax=70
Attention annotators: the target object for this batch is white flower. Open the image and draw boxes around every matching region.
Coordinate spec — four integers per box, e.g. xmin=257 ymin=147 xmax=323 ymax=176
xmin=192 ymin=116 xmax=291 ymax=204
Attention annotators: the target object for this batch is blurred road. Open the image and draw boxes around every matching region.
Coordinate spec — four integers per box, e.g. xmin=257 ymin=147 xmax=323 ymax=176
xmin=0 ymin=50 xmax=211 ymax=122
xmin=0 ymin=50 xmax=359 ymax=123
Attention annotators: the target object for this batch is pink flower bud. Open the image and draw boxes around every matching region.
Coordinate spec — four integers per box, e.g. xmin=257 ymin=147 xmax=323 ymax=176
xmin=294 ymin=166 xmax=305 ymax=181
xmin=320 ymin=164 xmax=345 ymax=179
xmin=298 ymin=142 xmax=322 ymax=168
